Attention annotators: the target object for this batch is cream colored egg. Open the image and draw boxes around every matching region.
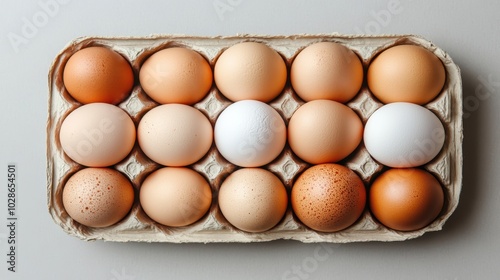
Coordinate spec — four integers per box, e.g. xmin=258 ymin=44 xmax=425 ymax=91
xmin=137 ymin=104 xmax=213 ymax=166
xmin=59 ymin=103 xmax=136 ymax=167
xmin=218 ymin=168 xmax=288 ymax=232
xmin=140 ymin=167 xmax=212 ymax=227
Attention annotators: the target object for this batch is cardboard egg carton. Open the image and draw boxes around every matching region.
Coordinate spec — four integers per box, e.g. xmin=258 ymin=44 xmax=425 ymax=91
xmin=47 ymin=34 xmax=463 ymax=243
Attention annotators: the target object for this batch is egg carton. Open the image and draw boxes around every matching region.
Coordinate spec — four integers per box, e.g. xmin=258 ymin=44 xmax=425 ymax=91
xmin=46 ymin=34 xmax=463 ymax=243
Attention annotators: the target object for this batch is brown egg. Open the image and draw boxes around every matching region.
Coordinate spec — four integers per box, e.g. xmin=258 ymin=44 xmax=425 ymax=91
xmin=291 ymin=42 xmax=364 ymax=103
xmin=214 ymin=42 xmax=287 ymax=102
xmin=367 ymin=44 xmax=446 ymax=105
xmin=369 ymin=168 xmax=444 ymax=231
xmin=139 ymin=47 xmax=213 ymax=105
xmin=291 ymin=164 xmax=366 ymax=232
xmin=288 ymin=100 xmax=363 ymax=164
xmin=140 ymin=167 xmax=212 ymax=227
xmin=218 ymin=168 xmax=288 ymax=232
xmin=62 ymin=168 xmax=135 ymax=228
xmin=63 ymin=46 xmax=134 ymax=104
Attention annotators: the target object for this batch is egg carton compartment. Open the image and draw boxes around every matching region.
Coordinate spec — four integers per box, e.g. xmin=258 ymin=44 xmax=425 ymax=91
xmin=47 ymin=34 xmax=463 ymax=243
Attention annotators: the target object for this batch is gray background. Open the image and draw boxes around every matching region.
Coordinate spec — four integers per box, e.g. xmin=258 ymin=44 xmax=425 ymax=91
xmin=1 ymin=0 xmax=498 ymax=279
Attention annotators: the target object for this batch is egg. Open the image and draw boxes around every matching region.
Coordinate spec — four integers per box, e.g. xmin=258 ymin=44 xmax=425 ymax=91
xmin=137 ymin=104 xmax=213 ymax=166
xmin=369 ymin=168 xmax=444 ymax=231
xmin=214 ymin=42 xmax=287 ymax=102
xmin=59 ymin=103 xmax=136 ymax=167
xmin=139 ymin=167 xmax=212 ymax=227
xmin=364 ymin=102 xmax=445 ymax=168
xmin=63 ymin=46 xmax=134 ymax=104
xmin=139 ymin=47 xmax=213 ymax=105
xmin=291 ymin=164 xmax=366 ymax=232
xmin=367 ymin=44 xmax=446 ymax=105
xmin=291 ymin=41 xmax=363 ymax=103
xmin=288 ymin=100 xmax=363 ymax=164
xmin=214 ymin=100 xmax=286 ymax=167
xmin=218 ymin=168 xmax=288 ymax=232
xmin=62 ymin=168 xmax=135 ymax=228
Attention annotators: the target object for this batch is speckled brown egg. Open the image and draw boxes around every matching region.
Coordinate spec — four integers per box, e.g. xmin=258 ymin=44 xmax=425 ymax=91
xmin=63 ymin=46 xmax=134 ymax=104
xmin=291 ymin=164 xmax=366 ymax=232
xmin=369 ymin=168 xmax=444 ymax=231
xmin=62 ymin=168 xmax=135 ymax=228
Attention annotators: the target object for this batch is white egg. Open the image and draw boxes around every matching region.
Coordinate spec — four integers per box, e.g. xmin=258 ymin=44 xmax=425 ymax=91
xmin=364 ymin=102 xmax=445 ymax=167
xmin=214 ymin=100 xmax=286 ymax=167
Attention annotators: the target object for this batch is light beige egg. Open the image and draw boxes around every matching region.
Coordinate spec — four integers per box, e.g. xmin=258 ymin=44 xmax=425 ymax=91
xmin=137 ymin=104 xmax=213 ymax=166
xmin=59 ymin=103 xmax=136 ymax=167
xmin=218 ymin=168 xmax=288 ymax=232
xmin=140 ymin=167 xmax=212 ymax=227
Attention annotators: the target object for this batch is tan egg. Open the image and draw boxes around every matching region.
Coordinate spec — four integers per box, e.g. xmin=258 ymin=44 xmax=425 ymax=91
xmin=137 ymin=104 xmax=213 ymax=166
xmin=291 ymin=42 xmax=363 ymax=103
xmin=369 ymin=168 xmax=444 ymax=231
xmin=139 ymin=47 xmax=213 ymax=105
xmin=140 ymin=167 xmax=212 ymax=227
xmin=218 ymin=168 xmax=288 ymax=232
xmin=214 ymin=42 xmax=287 ymax=102
xmin=367 ymin=44 xmax=446 ymax=105
xmin=63 ymin=46 xmax=134 ymax=104
xmin=59 ymin=103 xmax=136 ymax=167
xmin=288 ymin=100 xmax=363 ymax=164
xmin=291 ymin=164 xmax=366 ymax=232
xmin=62 ymin=168 xmax=135 ymax=228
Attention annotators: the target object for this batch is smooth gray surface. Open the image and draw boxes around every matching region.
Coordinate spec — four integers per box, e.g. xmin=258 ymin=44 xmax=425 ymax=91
xmin=1 ymin=0 xmax=499 ymax=279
